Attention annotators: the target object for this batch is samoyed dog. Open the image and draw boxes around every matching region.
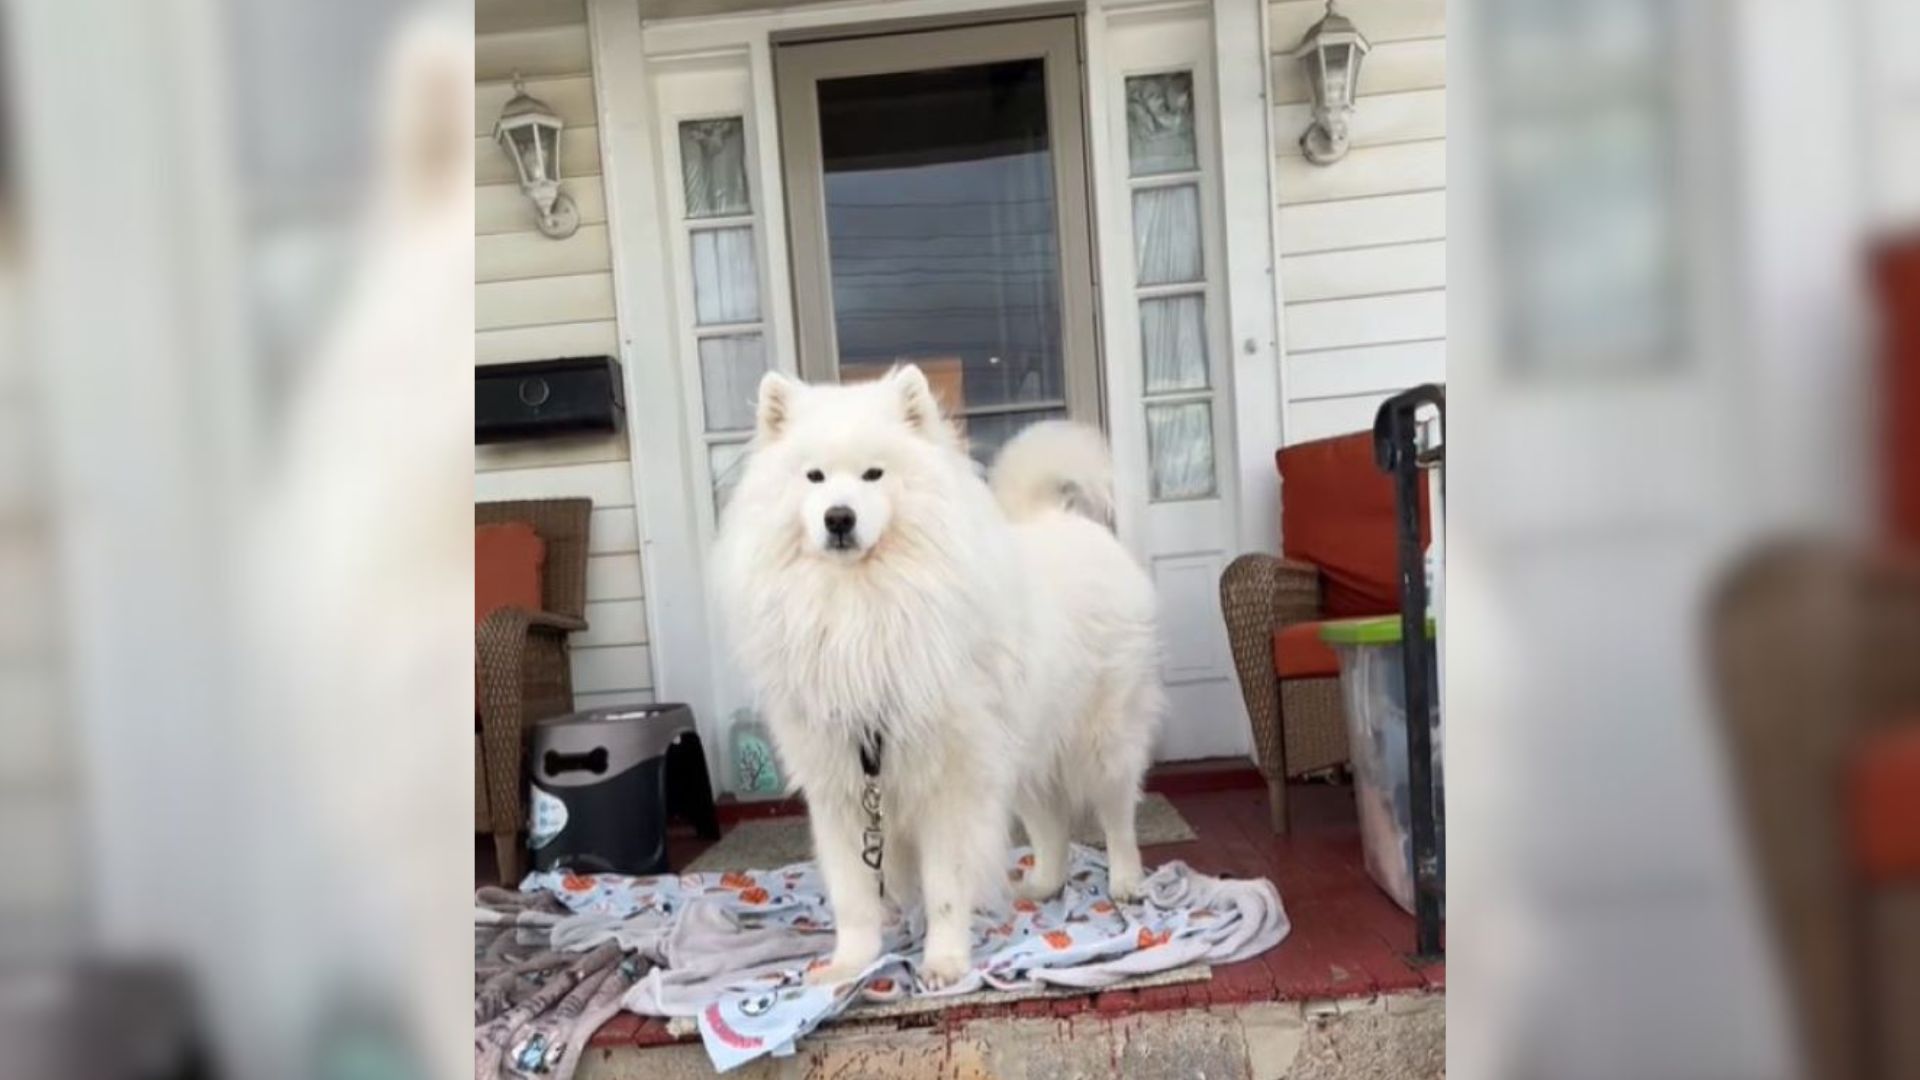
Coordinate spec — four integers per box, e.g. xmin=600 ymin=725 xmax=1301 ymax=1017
xmin=714 ymin=365 xmax=1163 ymax=987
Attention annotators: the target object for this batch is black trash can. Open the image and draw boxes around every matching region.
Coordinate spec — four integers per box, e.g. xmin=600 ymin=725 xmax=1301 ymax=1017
xmin=527 ymin=703 xmax=717 ymax=876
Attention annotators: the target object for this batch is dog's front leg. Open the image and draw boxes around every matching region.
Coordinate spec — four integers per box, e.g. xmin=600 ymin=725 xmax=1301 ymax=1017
xmin=805 ymin=788 xmax=886 ymax=985
xmin=916 ymin=780 xmax=1005 ymax=989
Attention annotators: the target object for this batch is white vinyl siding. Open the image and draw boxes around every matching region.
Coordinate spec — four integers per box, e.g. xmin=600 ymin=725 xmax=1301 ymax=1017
xmin=475 ymin=272 xmax=617 ymax=331
xmin=475 ymin=320 xmax=620 ymax=365
xmin=1269 ymin=0 xmax=1443 ymax=45
xmin=478 ymin=224 xmax=613 ymax=282
xmin=476 ymin=0 xmax=653 ymax=705
xmin=1271 ymin=0 xmax=1445 ymax=443
xmin=479 ymin=176 xmax=609 ymax=236
xmin=477 ymin=23 xmax=593 ymax=81
xmin=1277 ymin=189 xmax=1443 ymax=255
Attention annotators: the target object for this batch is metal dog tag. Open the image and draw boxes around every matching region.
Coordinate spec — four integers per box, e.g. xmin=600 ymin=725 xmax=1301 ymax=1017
xmin=859 ymin=776 xmax=884 ymax=889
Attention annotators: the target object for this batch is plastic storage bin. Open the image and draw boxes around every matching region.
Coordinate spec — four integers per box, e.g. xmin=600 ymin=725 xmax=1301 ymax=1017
xmin=527 ymin=703 xmax=712 ymax=876
xmin=1321 ymin=618 xmax=1444 ymax=915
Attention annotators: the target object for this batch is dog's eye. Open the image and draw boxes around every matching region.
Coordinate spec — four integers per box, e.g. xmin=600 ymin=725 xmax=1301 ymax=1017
xmin=862 ymin=468 xmax=884 ymax=482
xmin=805 ymin=469 xmax=825 ymax=483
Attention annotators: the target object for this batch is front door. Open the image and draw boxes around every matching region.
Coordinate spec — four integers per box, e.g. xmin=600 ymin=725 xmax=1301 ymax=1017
xmin=775 ymin=17 xmax=1100 ymax=460
xmin=773 ymin=13 xmax=1251 ymax=762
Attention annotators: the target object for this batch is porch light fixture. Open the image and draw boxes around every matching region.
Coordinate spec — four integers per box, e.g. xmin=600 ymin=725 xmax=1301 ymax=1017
xmin=1290 ymin=1 xmax=1371 ymax=165
xmin=493 ymin=75 xmax=579 ymax=238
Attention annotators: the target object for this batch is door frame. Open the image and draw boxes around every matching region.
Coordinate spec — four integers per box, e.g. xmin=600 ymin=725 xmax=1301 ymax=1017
xmin=774 ymin=16 xmax=1105 ymax=429
xmin=590 ymin=0 xmax=1284 ymax=782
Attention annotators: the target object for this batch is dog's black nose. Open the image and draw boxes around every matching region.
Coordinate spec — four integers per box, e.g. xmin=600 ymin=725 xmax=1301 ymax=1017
xmin=824 ymin=506 xmax=856 ymax=537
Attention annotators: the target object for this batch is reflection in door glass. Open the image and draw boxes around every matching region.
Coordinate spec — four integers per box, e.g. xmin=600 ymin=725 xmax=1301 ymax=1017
xmin=680 ymin=118 xmax=751 ymax=219
xmin=817 ymin=59 xmax=1065 ymax=460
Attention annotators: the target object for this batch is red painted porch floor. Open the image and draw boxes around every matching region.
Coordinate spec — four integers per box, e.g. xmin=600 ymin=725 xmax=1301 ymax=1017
xmin=582 ymin=780 xmax=1445 ymax=1052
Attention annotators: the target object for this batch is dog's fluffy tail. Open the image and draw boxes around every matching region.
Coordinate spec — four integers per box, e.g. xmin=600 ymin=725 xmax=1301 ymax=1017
xmin=989 ymin=420 xmax=1115 ymax=524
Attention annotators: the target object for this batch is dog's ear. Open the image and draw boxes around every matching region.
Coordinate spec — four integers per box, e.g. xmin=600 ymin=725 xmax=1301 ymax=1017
xmin=756 ymin=371 xmax=799 ymax=440
xmin=890 ymin=365 xmax=944 ymax=438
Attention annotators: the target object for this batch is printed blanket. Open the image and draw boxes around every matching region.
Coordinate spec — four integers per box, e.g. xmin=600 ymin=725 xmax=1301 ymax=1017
xmin=474 ymin=887 xmax=646 ymax=1080
xmin=520 ymin=844 xmax=1289 ymax=1072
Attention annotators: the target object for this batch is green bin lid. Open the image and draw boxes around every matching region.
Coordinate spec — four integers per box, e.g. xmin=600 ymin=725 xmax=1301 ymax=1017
xmin=1317 ymin=614 xmax=1437 ymax=646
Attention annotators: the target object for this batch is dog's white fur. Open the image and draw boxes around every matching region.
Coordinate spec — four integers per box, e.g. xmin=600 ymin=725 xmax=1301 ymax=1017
xmin=714 ymin=366 xmax=1163 ymax=987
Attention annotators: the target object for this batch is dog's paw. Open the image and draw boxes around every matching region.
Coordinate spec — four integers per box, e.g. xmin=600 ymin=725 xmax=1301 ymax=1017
xmin=1107 ymin=869 xmax=1144 ymax=903
xmin=1015 ymin=871 xmax=1066 ymax=903
xmin=918 ymin=949 xmax=972 ymax=991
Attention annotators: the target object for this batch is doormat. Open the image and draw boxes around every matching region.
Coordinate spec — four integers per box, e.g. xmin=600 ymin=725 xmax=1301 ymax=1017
xmin=685 ymin=792 xmax=1198 ymax=873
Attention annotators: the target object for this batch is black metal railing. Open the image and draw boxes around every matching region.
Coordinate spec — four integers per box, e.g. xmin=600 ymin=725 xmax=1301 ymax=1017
xmin=1373 ymin=384 xmax=1445 ymax=959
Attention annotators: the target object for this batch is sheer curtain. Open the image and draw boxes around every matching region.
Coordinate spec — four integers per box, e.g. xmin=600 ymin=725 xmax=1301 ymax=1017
xmin=1132 ymin=184 xmax=1202 ymax=286
xmin=1146 ymin=401 xmax=1216 ymax=499
xmin=1140 ymin=294 xmax=1208 ymax=393
xmin=708 ymin=442 xmax=748 ymax=516
xmin=680 ymin=116 xmax=763 ymax=518
xmin=698 ymin=334 xmax=767 ymax=432
xmin=1133 ymin=179 xmax=1211 ymax=497
xmin=691 ymin=227 xmax=760 ymax=325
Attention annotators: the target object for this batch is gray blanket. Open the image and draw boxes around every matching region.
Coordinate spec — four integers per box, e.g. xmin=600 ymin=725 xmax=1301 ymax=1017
xmin=473 ymin=887 xmax=646 ymax=1080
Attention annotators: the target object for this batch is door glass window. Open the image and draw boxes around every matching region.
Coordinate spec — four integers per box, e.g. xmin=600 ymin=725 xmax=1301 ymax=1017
xmin=681 ymin=118 xmax=751 ymax=219
xmin=1140 ymin=294 xmax=1208 ymax=393
xmin=1126 ymin=71 xmax=1197 ymax=177
xmin=1485 ymin=0 xmax=1680 ymax=376
xmin=1124 ymin=69 xmax=1217 ymax=501
xmin=697 ymin=333 xmax=768 ymax=433
xmin=815 ymin=59 xmax=1066 ymax=461
xmin=1145 ymin=400 xmax=1217 ymax=500
xmin=675 ymin=115 xmax=766 ymax=517
xmin=690 ymin=227 xmax=761 ymax=326
xmin=1132 ymin=184 xmax=1203 ymax=286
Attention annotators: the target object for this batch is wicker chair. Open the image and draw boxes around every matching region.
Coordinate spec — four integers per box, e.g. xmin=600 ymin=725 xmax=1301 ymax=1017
xmin=1220 ymin=431 xmax=1432 ymax=833
xmin=1709 ymin=544 xmax=1920 ymax=1080
xmin=1220 ymin=554 xmax=1351 ymax=834
xmin=476 ymin=499 xmax=591 ymax=882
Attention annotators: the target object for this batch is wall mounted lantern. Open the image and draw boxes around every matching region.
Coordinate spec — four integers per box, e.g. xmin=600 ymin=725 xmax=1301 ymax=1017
xmin=1290 ymin=1 xmax=1371 ymax=165
xmin=493 ymin=75 xmax=579 ymax=238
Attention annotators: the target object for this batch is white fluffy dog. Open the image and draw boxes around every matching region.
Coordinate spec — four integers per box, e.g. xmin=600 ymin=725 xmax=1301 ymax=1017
xmin=714 ymin=365 xmax=1163 ymax=987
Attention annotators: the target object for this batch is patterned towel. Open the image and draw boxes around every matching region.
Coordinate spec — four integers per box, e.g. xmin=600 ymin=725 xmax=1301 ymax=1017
xmin=521 ymin=844 xmax=1289 ymax=1073
xmin=473 ymin=888 xmax=647 ymax=1080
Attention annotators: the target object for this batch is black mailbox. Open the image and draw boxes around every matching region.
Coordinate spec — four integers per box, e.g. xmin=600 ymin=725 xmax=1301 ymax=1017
xmin=476 ymin=356 xmax=625 ymax=444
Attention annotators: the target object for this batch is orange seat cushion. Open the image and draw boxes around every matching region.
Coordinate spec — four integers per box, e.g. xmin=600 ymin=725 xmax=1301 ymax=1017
xmin=476 ymin=522 xmax=546 ymax=625
xmin=1850 ymin=721 xmax=1920 ymax=883
xmin=1274 ymin=622 xmax=1341 ymax=679
xmin=1276 ymin=433 xmax=1430 ymax=619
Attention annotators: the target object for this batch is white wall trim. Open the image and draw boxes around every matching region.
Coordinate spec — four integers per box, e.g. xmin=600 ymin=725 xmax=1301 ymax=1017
xmin=588 ymin=0 xmax=723 ymax=771
xmin=645 ymin=0 xmax=1090 ymax=54
xmin=1211 ymin=0 xmax=1283 ymax=555
xmin=1096 ymin=0 xmax=1258 ymax=759
xmin=1081 ymin=0 xmax=1134 ymax=550
xmin=749 ymin=36 xmax=802 ymax=373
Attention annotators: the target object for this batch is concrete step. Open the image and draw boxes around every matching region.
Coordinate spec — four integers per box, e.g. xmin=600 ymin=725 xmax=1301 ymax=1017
xmin=577 ymin=993 xmax=1443 ymax=1080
